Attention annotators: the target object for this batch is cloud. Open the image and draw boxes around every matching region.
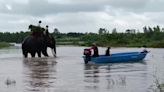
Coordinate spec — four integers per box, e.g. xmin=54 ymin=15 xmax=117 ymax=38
xmin=0 ymin=0 xmax=155 ymax=16
xmin=0 ymin=0 xmax=164 ymax=33
xmin=0 ymin=0 xmax=104 ymax=16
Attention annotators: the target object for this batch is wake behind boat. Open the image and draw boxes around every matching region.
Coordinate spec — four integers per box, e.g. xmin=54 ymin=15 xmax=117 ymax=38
xmin=83 ymin=51 xmax=148 ymax=64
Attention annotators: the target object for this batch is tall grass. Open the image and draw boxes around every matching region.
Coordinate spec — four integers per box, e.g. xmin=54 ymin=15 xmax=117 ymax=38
xmin=0 ymin=42 xmax=11 ymax=48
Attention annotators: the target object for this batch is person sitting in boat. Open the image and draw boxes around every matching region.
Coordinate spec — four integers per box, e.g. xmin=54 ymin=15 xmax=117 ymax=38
xmin=90 ymin=43 xmax=99 ymax=57
xmin=105 ymin=46 xmax=111 ymax=56
xmin=141 ymin=45 xmax=148 ymax=53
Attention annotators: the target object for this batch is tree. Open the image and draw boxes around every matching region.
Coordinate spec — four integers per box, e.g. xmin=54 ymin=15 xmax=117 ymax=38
xmin=126 ymin=29 xmax=136 ymax=34
xmin=112 ymin=28 xmax=117 ymax=34
xmin=53 ymin=28 xmax=60 ymax=34
xmin=162 ymin=28 xmax=164 ymax=32
xmin=148 ymin=27 xmax=153 ymax=33
xmin=126 ymin=29 xmax=131 ymax=33
xmin=143 ymin=26 xmax=148 ymax=33
xmin=154 ymin=25 xmax=160 ymax=32
xmin=98 ymin=28 xmax=107 ymax=34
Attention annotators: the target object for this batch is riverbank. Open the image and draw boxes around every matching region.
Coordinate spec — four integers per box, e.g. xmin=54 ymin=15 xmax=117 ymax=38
xmin=55 ymin=32 xmax=164 ymax=48
xmin=0 ymin=42 xmax=12 ymax=48
xmin=0 ymin=30 xmax=164 ymax=48
xmin=5 ymin=41 xmax=164 ymax=48
xmin=56 ymin=41 xmax=164 ymax=48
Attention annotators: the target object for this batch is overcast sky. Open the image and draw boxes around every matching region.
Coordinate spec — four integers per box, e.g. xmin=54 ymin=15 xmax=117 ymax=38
xmin=0 ymin=0 xmax=164 ymax=33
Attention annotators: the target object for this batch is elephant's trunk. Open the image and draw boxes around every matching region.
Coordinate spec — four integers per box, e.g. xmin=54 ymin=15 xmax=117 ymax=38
xmin=54 ymin=46 xmax=56 ymax=55
xmin=51 ymin=48 xmax=56 ymax=57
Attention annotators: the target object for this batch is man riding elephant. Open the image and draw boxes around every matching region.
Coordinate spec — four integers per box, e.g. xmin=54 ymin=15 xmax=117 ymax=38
xmin=28 ymin=21 xmax=44 ymax=38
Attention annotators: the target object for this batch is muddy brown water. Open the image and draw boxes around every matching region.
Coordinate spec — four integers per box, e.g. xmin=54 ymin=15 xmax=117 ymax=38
xmin=0 ymin=45 xmax=164 ymax=92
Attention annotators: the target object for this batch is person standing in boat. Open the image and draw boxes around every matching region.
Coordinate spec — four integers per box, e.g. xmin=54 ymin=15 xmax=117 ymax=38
xmin=105 ymin=46 xmax=111 ymax=56
xmin=90 ymin=43 xmax=99 ymax=57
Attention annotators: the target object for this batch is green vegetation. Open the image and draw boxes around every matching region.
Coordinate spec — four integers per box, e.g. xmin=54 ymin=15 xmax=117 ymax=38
xmin=0 ymin=31 xmax=30 ymax=43
xmin=0 ymin=25 xmax=164 ymax=48
xmin=0 ymin=42 xmax=11 ymax=48
xmin=52 ymin=25 xmax=164 ymax=48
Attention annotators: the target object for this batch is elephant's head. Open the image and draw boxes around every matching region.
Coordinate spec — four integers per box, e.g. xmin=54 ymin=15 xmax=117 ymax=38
xmin=43 ymin=34 xmax=56 ymax=57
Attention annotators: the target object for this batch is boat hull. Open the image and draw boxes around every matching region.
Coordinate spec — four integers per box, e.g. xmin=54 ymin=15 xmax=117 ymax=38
xmin=83 ymin=52 xmax=148 ymax=63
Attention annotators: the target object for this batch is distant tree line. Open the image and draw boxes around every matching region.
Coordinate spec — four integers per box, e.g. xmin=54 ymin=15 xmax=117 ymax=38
xmin=0 ymin=31 xmax=30 ymax=43
xmin=86 ymin=25 xmax=164 ymax=47
xmin=0 ymin=25 xmax=164 ymax=47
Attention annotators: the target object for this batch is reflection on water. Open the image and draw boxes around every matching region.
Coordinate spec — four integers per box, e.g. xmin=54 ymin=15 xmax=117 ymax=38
xmin=84 ymin=64 xmax=101 ymax=90
xmin=0 ymin=46 xmax=164 ymax=92
xmin=23 ymin=58 xmax=57 ymax=92
xmin=83 ymin=62 xmax=148 ymax=92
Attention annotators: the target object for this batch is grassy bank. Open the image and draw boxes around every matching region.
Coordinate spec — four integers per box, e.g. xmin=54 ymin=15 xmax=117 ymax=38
xmin=56 ymin=40 xmax=164 ymax=48
xmin=0 ymin=28 xmax=164 ymax=48
xmin=0 ymin=42 xmax=11 ymax=48
xmin=80 ymin=33 xmax=164 ymax=48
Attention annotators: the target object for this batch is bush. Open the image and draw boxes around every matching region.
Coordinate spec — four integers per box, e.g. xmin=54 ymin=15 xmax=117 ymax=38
xmin=0 ymin=42 xmax=11 ymax=48
xmin=150 ymin=41 xmax=164 ymax=48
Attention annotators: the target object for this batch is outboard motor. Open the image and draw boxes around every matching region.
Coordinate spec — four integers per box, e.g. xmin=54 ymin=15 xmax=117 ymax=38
xmin=83 ymin=49 xmax=91 ymax=64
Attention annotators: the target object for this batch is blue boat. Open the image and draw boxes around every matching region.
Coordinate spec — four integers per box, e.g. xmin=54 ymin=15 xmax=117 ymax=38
xmin=83 ymin=51 xmax=148 ymax=64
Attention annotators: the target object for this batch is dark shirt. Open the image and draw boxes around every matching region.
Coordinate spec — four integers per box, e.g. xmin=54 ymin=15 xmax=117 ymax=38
xmin=105 ymin=48 xmax=110 ymax=56
xmin=92 ymin=46 xmax=99 ymax=57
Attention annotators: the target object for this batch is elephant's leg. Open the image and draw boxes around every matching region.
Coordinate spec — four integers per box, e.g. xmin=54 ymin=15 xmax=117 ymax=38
xmin=24 ymin=53 xmax=28 ymax=58
xmin=42 ymin=50 xmax=49 ymax=57
xmin=22 ymin=50 xmax=28 ymax=58
xmin=23 ymin=52 xmax=28 ymax=58
xmin=31 ymin=52 xmax=36 ymax=57
xmin=37 ymin=51 xmax=41 ymax=57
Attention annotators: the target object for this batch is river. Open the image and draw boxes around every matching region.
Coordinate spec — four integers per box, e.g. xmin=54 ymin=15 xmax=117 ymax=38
xmin=0 ymin=45 xmax=164 ymax=92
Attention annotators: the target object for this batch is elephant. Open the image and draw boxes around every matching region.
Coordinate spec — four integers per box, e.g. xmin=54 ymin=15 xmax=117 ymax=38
xmin=22 ymin=35 xmax=56 ymax=58
xmin=22 ymin=25 xmax=56 ymax=58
